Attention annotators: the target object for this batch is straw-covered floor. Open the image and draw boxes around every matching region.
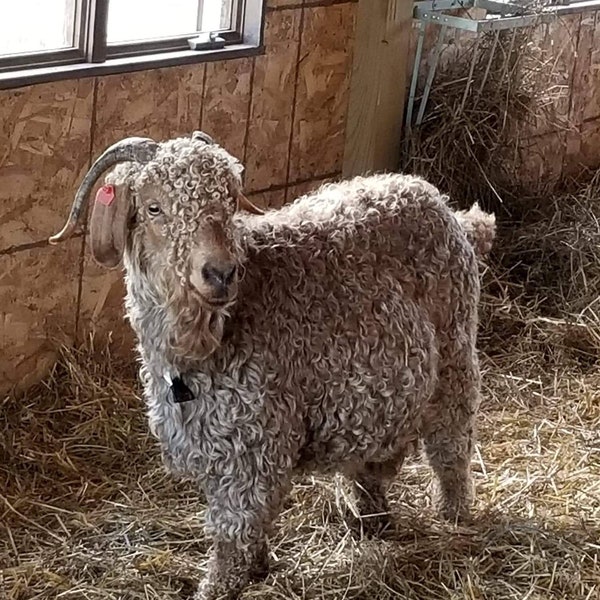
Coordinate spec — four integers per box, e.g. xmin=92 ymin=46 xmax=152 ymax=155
xmin=2 ymin=12 xmax=600 ymax=600
xmin=2 ymin=296 xmax=600 ymax=600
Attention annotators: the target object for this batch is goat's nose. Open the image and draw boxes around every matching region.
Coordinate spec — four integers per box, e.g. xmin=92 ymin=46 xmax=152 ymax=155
xmin=201 ymin=263 xmax=237 ymax=287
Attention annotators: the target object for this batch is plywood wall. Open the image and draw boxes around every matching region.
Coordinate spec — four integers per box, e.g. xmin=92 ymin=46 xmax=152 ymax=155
xmin=0 ymin=0 xmax=358 ymax=395
xmin=515 ymin=10 xmax=600 ymax=184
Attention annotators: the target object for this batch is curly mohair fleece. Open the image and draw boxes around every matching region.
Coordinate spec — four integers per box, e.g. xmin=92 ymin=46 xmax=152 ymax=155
xmin=104 ymin=135 xmax=495 ymax=600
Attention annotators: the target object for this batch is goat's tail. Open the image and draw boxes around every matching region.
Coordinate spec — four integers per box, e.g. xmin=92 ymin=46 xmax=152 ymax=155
xmin=455 ymin=203 xmax=496 ymax=259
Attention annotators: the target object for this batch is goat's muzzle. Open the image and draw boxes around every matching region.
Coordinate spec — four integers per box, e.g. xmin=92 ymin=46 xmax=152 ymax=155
xmin=189 ymin=258 xmax=238 ymax=308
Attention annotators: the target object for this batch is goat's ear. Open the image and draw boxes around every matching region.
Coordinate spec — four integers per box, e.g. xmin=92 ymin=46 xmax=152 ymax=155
xmin=236 ymin=192 xmax=265 ymax=215
xmin=89 ymin=183 xmax=131 ymax=269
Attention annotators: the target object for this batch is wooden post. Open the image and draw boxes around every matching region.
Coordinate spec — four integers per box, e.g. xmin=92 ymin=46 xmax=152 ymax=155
xmin=343 ymin=0 xmax=413 ymax=177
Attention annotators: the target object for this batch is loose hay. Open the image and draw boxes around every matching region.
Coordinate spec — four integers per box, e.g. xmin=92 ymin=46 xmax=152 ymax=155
xmin=1 ymin=324 xmax=599 ymax=600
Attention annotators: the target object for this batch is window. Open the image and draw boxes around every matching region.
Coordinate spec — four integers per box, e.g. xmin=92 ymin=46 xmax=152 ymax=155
xmin=0 ymin=0 xmax=264 ymax=89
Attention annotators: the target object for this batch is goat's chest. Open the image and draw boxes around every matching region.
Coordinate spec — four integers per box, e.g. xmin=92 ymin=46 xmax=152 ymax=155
xmin=142 ymin=366 xmax=289 ymax=478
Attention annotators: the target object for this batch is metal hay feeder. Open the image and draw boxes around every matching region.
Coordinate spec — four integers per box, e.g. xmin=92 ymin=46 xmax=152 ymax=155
xmin=405 ymin=0 xmax=591 ymax=131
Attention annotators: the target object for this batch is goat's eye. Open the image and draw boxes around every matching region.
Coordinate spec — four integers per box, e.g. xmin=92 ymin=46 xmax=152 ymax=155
xmin=147 ymin=204 xmax=162 ymax=217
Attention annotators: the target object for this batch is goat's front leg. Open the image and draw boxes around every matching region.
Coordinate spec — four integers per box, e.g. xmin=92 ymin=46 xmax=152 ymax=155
xmin=195 ymin=473 xmax=289 ymax=600
xmin=196 ymin=536 xmax=268 ymax=600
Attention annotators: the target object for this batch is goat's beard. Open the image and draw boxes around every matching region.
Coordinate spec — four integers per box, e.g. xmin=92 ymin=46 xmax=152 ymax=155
xmin=165 ymin=283 xmax=227 ymax=368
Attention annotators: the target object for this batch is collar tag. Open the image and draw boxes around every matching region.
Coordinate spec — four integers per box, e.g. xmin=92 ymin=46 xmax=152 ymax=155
xmin=170 ymin=375 xmax=195 ymax=403
xmin=162 ymin=372 xmax=194 ymax=403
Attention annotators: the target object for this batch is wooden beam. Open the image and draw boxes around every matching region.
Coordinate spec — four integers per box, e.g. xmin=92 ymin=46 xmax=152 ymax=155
xmin=343 ymin=0 xmax=413 ymax=177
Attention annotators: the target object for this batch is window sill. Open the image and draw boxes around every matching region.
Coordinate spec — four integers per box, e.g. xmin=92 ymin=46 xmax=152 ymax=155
xmin=0 ymin=43 xmax=263 ymax=91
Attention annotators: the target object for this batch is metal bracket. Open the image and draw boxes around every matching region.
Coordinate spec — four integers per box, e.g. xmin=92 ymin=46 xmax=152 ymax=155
xmin=188 ymin=31 xmax=227 ymax=51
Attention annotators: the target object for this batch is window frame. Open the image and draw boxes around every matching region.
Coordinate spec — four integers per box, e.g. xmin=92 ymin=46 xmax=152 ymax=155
xmin=0 ymin=0 xmax=92 ymax=71
xmin=0 ymin=0 xmax=264 ymax=90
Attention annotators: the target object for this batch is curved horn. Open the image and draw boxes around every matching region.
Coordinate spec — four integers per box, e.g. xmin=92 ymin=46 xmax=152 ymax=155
xmin=190 ymin=130 xmax=215 ymax=144
xmin=49 ymin=137 xmax=159 ymax=244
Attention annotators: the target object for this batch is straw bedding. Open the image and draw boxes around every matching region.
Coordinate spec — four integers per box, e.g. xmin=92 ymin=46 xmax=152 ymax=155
xmin=2 ymin=14 xmax=600 ymax=600
xmin=1 ymin=312 xmax=599 ymax=599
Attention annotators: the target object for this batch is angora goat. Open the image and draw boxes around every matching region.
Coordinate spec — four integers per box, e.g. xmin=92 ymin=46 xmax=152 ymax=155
xmin=50 ymin=131 xmax=496 ymax=600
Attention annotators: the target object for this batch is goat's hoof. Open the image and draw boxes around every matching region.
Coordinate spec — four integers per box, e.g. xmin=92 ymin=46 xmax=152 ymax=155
xmin=194 ymin=581 xmax=240 ymax=600
xmin=249 ymin=560 xmax=270 ymax=583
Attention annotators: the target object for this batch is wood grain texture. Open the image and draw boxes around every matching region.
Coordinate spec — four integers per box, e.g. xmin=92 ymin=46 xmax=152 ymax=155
xmin=247 ymin=188 xmax=286 ymax=209
xmin=78 ymin=255 xmax=134 ymax=358
xmin=268 ymin=0 xmax=301 ymax=7
xmin=343 ymin=0 xmax=412 ymax=177
xmin=525 ymin=16 xmax=581 ymax=138
xmin=0 ymin=240 xmax=81 ymax=395
xmin=0 ymin=79 xmax=93 ymax=250
xmin=286 ymin=174 xmax=339 ymax=202
xmin=581 ymin=11 xmax=600 ymax=121
xmin=93 ymin=64 xmax=205 ymax=153
xmin=518 ymin=132 xmax=567 ymax=187
xmin=244 ymin=9 xmax=302 ymax=192
xmin=577 ymin=118 xmax=600 ymax=170
xmin=570 ymin=13 xmax=595 ymax=125
xmin=289 ymin=2 xmax=357 ymax=182
xmin=201 ymin=58 xmax=253 ymax=160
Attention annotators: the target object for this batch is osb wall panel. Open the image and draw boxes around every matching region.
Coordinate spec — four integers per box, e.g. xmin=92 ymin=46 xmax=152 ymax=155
xmin=532 ymin=10 xmax=600 ymax=179
xmin=244 ymin=9 xmax=302 ymax=191
xmin=580 ymin=11 xmax=600 ymax=122
xmin=0 ymin=0 xmax=358 ymax=395
xmin=268 ymin=0 xmax=301 ymax=7
xmin=517 ymin=131 xmax=568 ymax=188
xmin=286 ymin=174 xmax=338 ymax=201
xmin=248 ymin=188 xmax=287 ymax=210
xmin=0 ymin=79 xmax=93 ymax=250
xmin=0 ymin=240 xmax=81 ymax=393
xmin=201 ymin=58 xmax=253 ymax=160
xmin=579 ymin=119 xmax=600 ymax=169
xmin=93 ymin=65 xmax=206 ymax=154
xmin=78 ymin=258 xmax=134 ymax=357
xmin=289 ymin=3 xmax=356 ymax=182
xmin=525 ymin=15 xmax=580 ymax=138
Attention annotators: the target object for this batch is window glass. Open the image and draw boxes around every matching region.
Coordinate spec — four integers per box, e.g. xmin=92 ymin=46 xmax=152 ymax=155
xmin=0 ymin=0 xmax=78 ymax=57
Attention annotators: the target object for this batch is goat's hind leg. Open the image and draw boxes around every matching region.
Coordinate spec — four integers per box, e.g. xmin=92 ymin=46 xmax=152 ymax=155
xmin=423 ymin=358 xmax=480 ymax=524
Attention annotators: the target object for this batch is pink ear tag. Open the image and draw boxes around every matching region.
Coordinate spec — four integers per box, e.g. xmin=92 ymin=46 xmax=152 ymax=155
xmin=96 ymin=184 xmax=115 ymax=206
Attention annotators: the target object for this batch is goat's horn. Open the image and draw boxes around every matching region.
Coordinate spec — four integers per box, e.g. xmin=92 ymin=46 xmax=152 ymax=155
xmin=49 ymin=137 xmax=159 ymax=244
xmin=190 ymin=130 xmax=215 ymax=144
xmin=238 ymin=193 xmax=265 ymax=215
